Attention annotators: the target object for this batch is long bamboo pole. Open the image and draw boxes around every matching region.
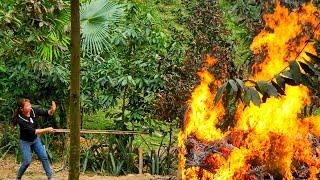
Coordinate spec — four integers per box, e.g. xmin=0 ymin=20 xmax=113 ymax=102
xmin=53 ymin=129 xmax=148 ymax=135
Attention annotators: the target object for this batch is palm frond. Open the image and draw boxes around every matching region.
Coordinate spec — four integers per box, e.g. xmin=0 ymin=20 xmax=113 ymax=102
xmin=80 ymin=0 xmax=126 ymax=56
xmin=37 ymin=7 xmax=71 ymax=62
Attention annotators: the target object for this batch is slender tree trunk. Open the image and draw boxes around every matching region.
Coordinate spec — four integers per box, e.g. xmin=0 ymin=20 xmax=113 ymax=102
xmin=2 ymin=116 xmax=9 ymax=146
xmin=121 ymin=87 xmax=127 ymax=126
xmin=69 ymin=0 xmax=80 ymax=179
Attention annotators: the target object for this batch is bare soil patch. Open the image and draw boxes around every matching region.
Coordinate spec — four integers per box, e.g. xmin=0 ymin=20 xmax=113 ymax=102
xmin=0 ymin=156 xmax=175 ymax=180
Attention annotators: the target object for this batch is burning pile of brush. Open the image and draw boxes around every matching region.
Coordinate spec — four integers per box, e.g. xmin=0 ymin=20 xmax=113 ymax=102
xmin=179 ymin=2 xmax=320 ymax=179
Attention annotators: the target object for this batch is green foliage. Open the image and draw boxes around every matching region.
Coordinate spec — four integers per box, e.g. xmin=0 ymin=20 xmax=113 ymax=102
xmin=0 ymin=0 xmax=71 ymax=128
xmin=40 ymin=133 xmax=65 ymax=162
xmin=0 ymin=0 xmax=70 ymax=62
xmin=36 ymin=6 xmax=71 ymax=62
xmin=82 ymin=110 xmax=115 ymax=130
xmin=153 ymin=0 xmax=229 ymax=123
xmin=80 ymin=109 xmax=177 ymax=175
xmin=78 ymin=0 xmax=191 ymax=132
xmin=79 ymin=135 xmax=136 ymax=175
xmin=80 ymin=0 xmax=126 ymax=55
xmin=214 ymin=53 xmax=320 ymax=107
xmin=153 ymin=0 xmax=261 ymax=123
xmin=108 ymin=152 xmax=124 ymax=175
xmin=218 ymin=0 xmax=262 ymax=68
xmin=0 ymin=128 xmax=21 ymax=162
xmin=313 ymin=108 xmax=320 ymax=116
xmin=243 ymin=86 xmax=261 ymax=106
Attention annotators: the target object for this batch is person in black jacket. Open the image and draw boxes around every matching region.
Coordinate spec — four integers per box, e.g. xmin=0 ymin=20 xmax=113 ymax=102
xmin=12 ymin=98 xmax=56 ymax=180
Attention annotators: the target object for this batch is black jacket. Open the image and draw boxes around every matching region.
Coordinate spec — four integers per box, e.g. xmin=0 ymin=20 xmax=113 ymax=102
xmin=17 ymin=107 xmax=49 ymax=142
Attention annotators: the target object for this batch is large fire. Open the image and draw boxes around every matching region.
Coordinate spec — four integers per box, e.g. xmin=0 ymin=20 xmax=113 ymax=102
xmin=179 ymin=2 xmax=320 ymax=179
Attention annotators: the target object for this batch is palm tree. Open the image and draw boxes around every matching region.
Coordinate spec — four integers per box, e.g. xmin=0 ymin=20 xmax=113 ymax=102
xmin=36 ymin=0 xmax=125 ymax=61
xmin=80 ymin=0 xmax=126 ymax=56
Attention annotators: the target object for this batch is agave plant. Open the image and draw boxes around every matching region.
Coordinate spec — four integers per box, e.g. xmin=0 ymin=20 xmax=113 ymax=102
xmin=80 ymin=0 xmax=126 ymax=56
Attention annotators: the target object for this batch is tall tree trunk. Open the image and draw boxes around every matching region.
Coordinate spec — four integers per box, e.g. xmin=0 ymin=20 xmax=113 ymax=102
xmin=69 ymin=0 xmax=80 ymax=179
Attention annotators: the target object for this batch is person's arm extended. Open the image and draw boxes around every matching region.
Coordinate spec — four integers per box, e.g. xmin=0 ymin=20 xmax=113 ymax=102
xmin=34 ymin=101 xmax=57 ymax=116
xmin=35 ymin=127 xmax=54 ymax=135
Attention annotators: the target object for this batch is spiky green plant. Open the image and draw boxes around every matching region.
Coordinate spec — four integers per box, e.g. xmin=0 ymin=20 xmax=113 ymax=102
xmin=80 ymin=0 xmax=126 ymax=56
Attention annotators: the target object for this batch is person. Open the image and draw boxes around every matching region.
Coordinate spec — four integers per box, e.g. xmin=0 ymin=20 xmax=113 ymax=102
xmin=12 ymin=98 xmax=56 ymax=180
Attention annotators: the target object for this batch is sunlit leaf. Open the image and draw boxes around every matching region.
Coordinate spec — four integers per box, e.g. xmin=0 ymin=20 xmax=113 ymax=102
xmin=275 ymin=74 xmax=285 ymax=90
xmin=306 ymin=52 xmax=320 ymax=65
xmin=282 ymin=70 xmax=293 ymax=79
xmin=235 ymin=78 xmax=244 ymax=90
xmin=300 ymin=60 xmax=320 ymax=77
xmin=300 ymin=74 xmax=314 ymax=89
xmin=243 ymin=87 xmax=251 ymax=106
xmin=228 ymin=79 xmax=238 ymax=92
xmin=249 ymin=87 xmax=261 ymax=106
xmin=281 ymin=76 xmax=299 ymax=86
xmin=299 ymin=61 xmax=315 ymax=76
xmin=256 ymin=80 xmax=278 ymax=97
xmin=80 ymin=0 xmax=126 ymax=56
xmin=289 ymin=60 xmax=303 ymax=83
xmin=271 ymin=80 xmax=285 ymax=95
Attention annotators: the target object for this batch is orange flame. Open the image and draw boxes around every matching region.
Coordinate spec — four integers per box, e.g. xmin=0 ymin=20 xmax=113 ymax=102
xmin=178 ymin=68 xmax=225 ymax=179
xmin=205 ymin=54 xmax=218 ymax=66
xmin=179 ymin=2 xmax=320 ymax=179
xmin=184 ymin=68 xmax=224 ymax=142
xmin=250 ymin=1 xmax=319 ymax=81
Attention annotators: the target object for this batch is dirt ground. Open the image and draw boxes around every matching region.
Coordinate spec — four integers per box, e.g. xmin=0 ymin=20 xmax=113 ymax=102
xmin=0 ymin=156 xmax=175 ymax=180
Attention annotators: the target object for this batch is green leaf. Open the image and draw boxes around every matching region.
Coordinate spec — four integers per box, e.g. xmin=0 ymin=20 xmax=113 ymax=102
xmin=298 ymin=61 xmax=315 ymax=76
xmin=281 ymin=76 xmax=299 ymax=86
xmin=228 ymin=79 xmax=238 ymax=92
xmin=300 ymin=74 xmax=314 ymax=89
xmin=121 ymin=78 xmax=127 ymax=86
xmin=214 ymin=82 xmax=228 ymax=105
xmin=109 ymin=152 xmax=116 ymax=174
xmin=271 ymin=80 xmax=285 ymax=95
xmin=235 ymin=78 xmax=244 ymax=90
xmin=249 ymin=87 xmax=261 ymax=106
xmin=243 ymin=87 xmax=251 ymax=106
xmin=282 ymin=70 xmax=293 ymax=79
xmin=256 ymin=80 xmax=278 ymax=97
xmin=243 ymin=87 xmax=261 ymax=106
xmin=313 ymin=108 xmax=320 ymax=116
xmin=289 ymin=60 xmax=303 ymax=83
xmin=256 ymin=80 xmax=267 ymax=94
xmin=127 ymin=75 xmax=136 ymax=86
xmin=0 ymin=65 xmax=6 ymax=73
xmin=300 ymin=60 xmax=320 ymax=77
xmin=275 ymin=75 xmax=285 ymax=90
xmin=80 ymin=0 xmax=126 ymax=55
xmin=306 ymin=52 xmax=320 ymax=65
